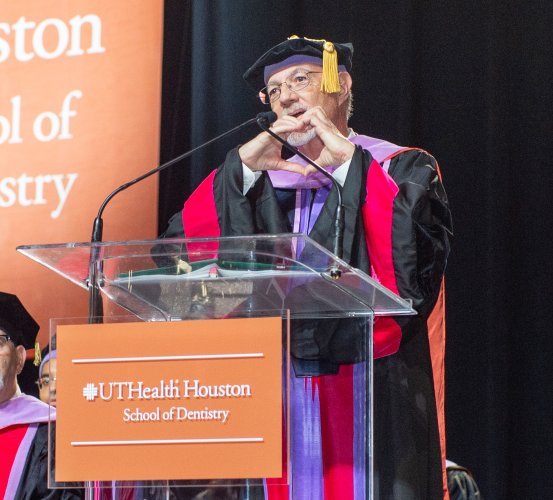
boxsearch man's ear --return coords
[338,72,352,103]
[15,345,26,375]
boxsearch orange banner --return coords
[55,317,283,481]
[0,1,164,344]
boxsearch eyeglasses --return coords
[259,71,322,104]
[36,375,56,389]
[0,334,14,348]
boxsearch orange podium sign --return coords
[55,317,283,481]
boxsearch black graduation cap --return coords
[243,35,354,94]
[0,292,41,365]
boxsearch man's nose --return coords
[279,84,298,105]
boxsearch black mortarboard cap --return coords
[243,35,354,93]
[0,292,40,363]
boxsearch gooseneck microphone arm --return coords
[256,113,345,268]
[87,112,278,322]
[91,112,277,243]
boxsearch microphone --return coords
[256,113,344,278]
[87,111,278,321]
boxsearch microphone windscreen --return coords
[256,111,277,125]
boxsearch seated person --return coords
[37,350,57,407]
[0,292,81,499]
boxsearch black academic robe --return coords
[15,423,83,500]
[160,143,452,500]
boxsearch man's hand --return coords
[296,106,355,168]
[238,106,355,174]
[238,116,311,175]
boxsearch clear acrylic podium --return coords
[18,233,415,500]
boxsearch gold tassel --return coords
[321,41,340,93]
[33,341,41,366]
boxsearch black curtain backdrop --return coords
[159,1,553,498]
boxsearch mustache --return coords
[282,104,310,117]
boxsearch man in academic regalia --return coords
[161,36,453,499]
[0,292,82,500]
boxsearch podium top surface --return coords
[17,234,415,320]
